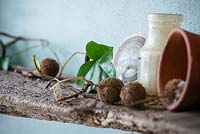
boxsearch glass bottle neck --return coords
[145,23,180,50]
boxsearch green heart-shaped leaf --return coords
[77,41,116,92]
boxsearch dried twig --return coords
[14,68,37,78]
[129,95,168,106]
[47,77,98,101]
[46,78,60,88]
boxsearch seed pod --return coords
[96,77,124,104]
[40,58,59,77]
[120,81,146,107]
[165,78,184,103]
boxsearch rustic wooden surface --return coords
[0,71,200,134]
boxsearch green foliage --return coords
[0,56,10,71]
[77,41,116,91]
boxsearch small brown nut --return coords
[120,81,146,107]
[40,58,59,77]
[165,78,184,103]
[96,77,124,104]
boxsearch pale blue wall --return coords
[0,0,200,76]
[0,0,200,134]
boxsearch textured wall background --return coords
[0,0,200,133]
[0,0,200,76]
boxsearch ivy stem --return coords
[32,54,41,73]
[58,52,85,77]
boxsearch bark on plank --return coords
[0,71,200,134]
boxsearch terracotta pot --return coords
[158,27,200,111]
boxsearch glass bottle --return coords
[138,13,183,95]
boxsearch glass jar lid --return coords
[148,13,183,22]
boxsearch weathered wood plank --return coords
[0,71,200,134]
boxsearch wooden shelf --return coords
[0,71,200,134]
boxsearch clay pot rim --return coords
[158,27,192,110]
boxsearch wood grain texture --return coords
[0,71,200,134]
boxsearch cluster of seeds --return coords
[38,58,147,107]
[97,77,147,107]
[39,57,184,107]
[96,77,185,107]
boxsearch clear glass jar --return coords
[138,13,183,95]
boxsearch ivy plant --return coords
[77,41,116,91]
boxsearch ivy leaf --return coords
[0,56,10,71]
[77,41,116,91]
